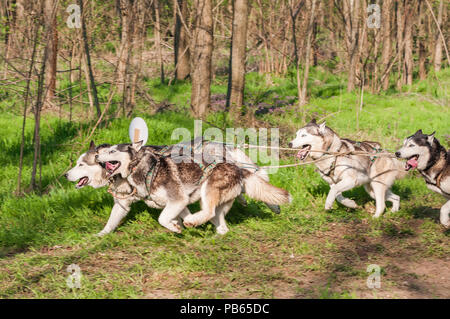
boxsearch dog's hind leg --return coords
[158,201,189,233]
[325,179,357,210]
[96,200,130,236]
[336,192,358,209]
[173,207,192,228]
[183,184,220,228]
[440,200,450,228]
[371,181,387,218]
[210,200,234,235]
[385,189,400,212]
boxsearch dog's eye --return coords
[79,163,84,166]
[409,144,414,147]
[301,134,307,137]
[110,150,116,154]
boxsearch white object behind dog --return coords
[129,117,148,145]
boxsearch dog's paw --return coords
[236,195,248,207]
[440,221,450,229]
[324,203,333,210]
[165,220,182,233]
[267,204,281,214]
[364,203,376,215]
[216,226,229,235]
[95,231,108,237]
[183,215,197,228]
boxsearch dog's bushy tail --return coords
[242,171,292,205]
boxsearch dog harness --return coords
[422,167,450,197]
[143,143,219,202]
[317,141,382,184]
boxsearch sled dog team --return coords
[65,119,450,236]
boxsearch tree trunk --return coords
[381,0,392,90]
[299,0,317,105]
[226,0,249,118]
[174,0,190,80]
[404,1,413,86]
[117,0,131,92]
[43,0,58,108]
[342,0,360,92]
[418,0,427,80]
[190,0,213,118]
[79,0,101,118]
[396,0,405,89]
[154,0,165,83]
[17,20,39,195]
[433,0,443,71]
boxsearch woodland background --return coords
[0,0,449,299]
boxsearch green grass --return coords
[0,69,449,298]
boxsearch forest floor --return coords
[0,69,448,298]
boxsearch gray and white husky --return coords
[66,139,286,235]
[395,130,450,228]
[289,119,406,217]
[95,140,291,234]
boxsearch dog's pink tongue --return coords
[297,150,307,159]
[407,157,418,169]
[106,162,115,171]
[77,177,87,187]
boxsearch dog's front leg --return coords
[440,200,450,228]
[325,179,356,210]
[96,200,131,236]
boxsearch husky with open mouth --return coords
[66,139,284,235]
[65,141,186,236]
[289,119,406,217]
[395,130,450,228]
[96,140,291,234]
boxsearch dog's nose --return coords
[395,151,401,158]
[288,142,293,148]
[64,173,68,179]
[95,154,99,160]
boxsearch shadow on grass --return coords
[0,188,114,258]
[0,121,84,166]
[119,197,274,235]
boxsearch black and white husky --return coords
[289,119,406,217]
[66,140,288,235]
[396,130,450,228]
[95,140,291,234]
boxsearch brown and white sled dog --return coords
[288,119,406,217]
[395,130,450,228]
[95,140,291,235]
[66,140,285,235]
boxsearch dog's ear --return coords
[414,129,423,136]
[318,121,326,134]
[89,140,96,151]
[132,140,143,152]
[427,131,435,145]
[310,118,317,124]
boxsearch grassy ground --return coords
[0,69,449,298]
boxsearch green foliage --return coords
[0,69,448,298]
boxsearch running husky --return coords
[95,140,291,234]
[288,119,406,217]
[395,130,450,228]
[66,140,283,235]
